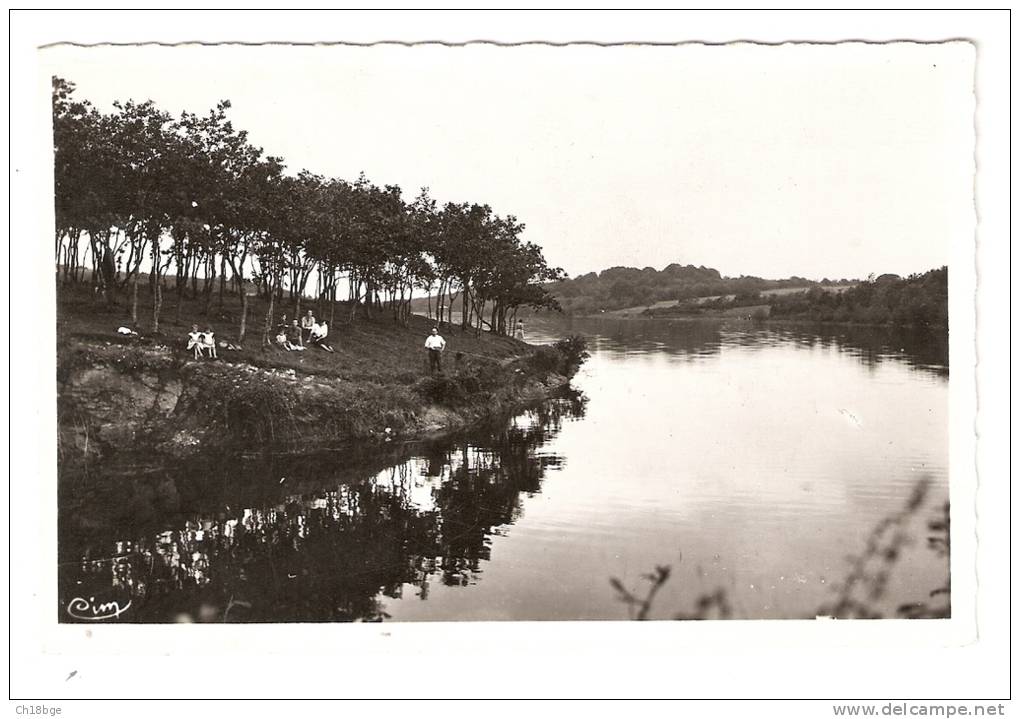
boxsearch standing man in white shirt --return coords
[424,327,446,374]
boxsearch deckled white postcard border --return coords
[8,9,1009,702]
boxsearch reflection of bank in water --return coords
[525,315,948,379]
[58,390,588,623]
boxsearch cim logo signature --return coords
[66,595,132,621]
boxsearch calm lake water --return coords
[59,318,949,622]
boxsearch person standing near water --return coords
[514,320,525,341]
[425,327,446,374]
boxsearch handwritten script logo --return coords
[66,596,131,621]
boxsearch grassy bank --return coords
[58,281,534,382]
[56,282,587,465]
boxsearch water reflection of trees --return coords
[528,316,947,378]
[59,391,587,623]
[767,323,948,379]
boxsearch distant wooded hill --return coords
[764,266,947,328]
[543,263,842,315]
[549,263,947,330]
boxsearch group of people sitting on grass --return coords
[186,325,219,359]
[183,309,334,360]
[275,310,334,353]
[183,311,523,364]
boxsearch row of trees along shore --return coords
[53,77,564,346]
[767,267,948,328]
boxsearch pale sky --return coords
[40,42,974,280]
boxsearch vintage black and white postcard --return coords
[9,9,1010,706]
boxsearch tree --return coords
[53,78,567,343]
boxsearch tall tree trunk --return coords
[61,241,70,284]
[349,277,359,322]
[131,275,139,325]
[101,233,116,305]
[68,232,79,283]
[263,278,276,349]
[218,255,227,308]
[60,238,69,283]
[92,234,116,307]
[152,255,163,335]
[190,256,200,298]
[315,272,323,319]
[203,256,215,316]
[239,290,249,344]
[74,232,83,282]
[174,247,186,324]
[76,237,86,282]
